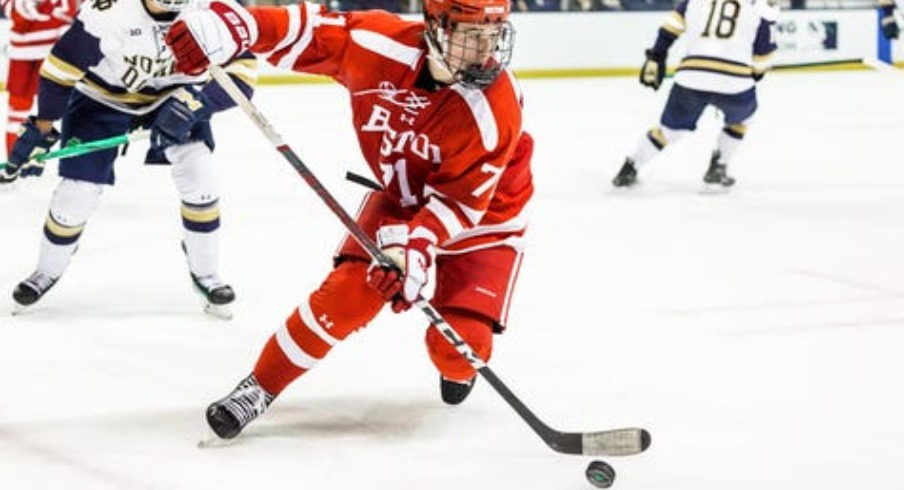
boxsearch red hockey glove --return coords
[165,0,257,75]
[367,224,437,313]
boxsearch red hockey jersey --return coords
[2,0,77,60]
[248,3,533,252]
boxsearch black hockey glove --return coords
[882,13,900,40]
[151,86,212,149]
[639,49,667,90]
[1,116,61,183]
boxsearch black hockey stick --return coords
[209,66,650,456]
[771,58,864,71]
[661,57,864,82]
[345,170,383,190]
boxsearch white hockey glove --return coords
[367,224,437,313]
[13,0,50,21]
[166,0,258,75]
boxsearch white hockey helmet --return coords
[149,0,194,12]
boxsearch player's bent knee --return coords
[49,178,104,226]
[425,310,494,381]
[307,260,386,341]
[170,142,218,203]
[659,126,690,146]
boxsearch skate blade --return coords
[204,303,233,320]
[10,302,30,316]
[197,426,241,449]
[197,433,239,449]
[609,181,641,194]
[699,183,732,195]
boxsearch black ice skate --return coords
[11,271,59,313]
[612,159,638,188]
[0,167,18,186]
[702,151,735,191]
[190,272,235,320]
[441,376,476,405]
[206,374,274,440]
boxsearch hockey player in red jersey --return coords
[0,0,77,159]
[165,0,535,439]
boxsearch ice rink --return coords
[2,69,904,490]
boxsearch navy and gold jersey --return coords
[664,0,778,94]
[36,0,257,120]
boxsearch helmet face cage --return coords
[424,0,514,89]
[427,18,514,89]
[150,0,193,12]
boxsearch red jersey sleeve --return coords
[246,3,532,250]
[249,4,423,86]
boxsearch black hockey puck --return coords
[585,460,616,488]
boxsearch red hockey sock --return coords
[252,261,385,395]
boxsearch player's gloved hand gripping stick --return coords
[0,130,150,183]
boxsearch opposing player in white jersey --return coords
[4,0,257,318]
[612,0,779,190]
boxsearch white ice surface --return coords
[2,70,904,490]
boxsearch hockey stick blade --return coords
[479,366,650,456]
[583,428,651,456]
[208,66,651,457]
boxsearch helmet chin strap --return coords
[425,33,455,85]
